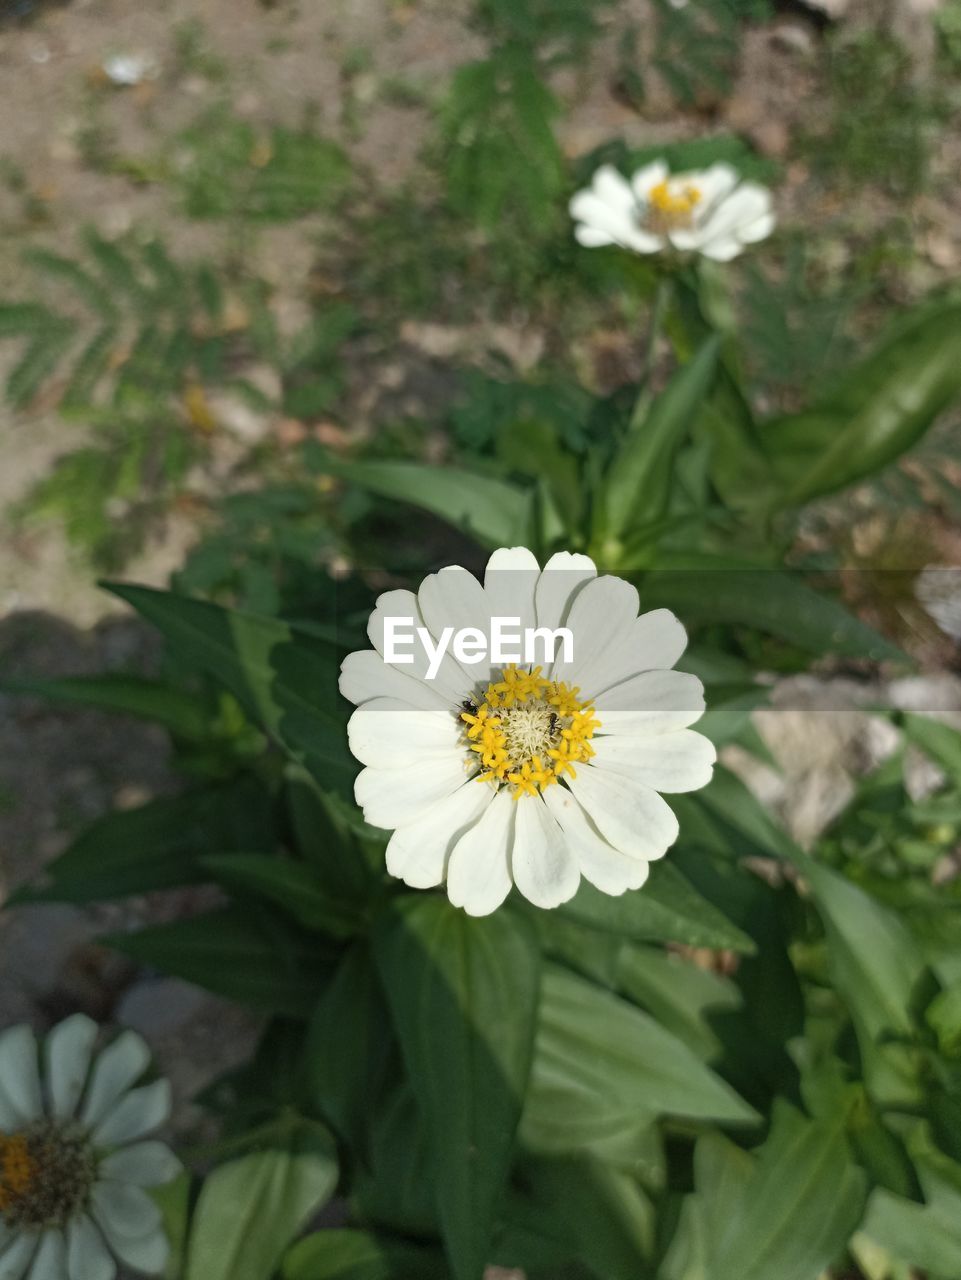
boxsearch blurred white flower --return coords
[101,54,160,87]
[0,1016,179,1280]
[341,548,714,917]
[570,160,776,262]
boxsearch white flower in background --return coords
[341,548,715,917]
[570,160,775,262]
[0,1016,180,1280]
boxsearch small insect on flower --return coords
[0,1016,180,1280]
[341,547,715,917]
[569,159,775,262]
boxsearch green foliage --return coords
[174,110,352,221]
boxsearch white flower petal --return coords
[511,795,579,910]
[484,546,539,641]
[339,650,449,710]
[575,224,615,248]
[90,1182,161,1242]
[347,703,460,770]
[592,163,637,212]
[695,182,772,247]
[569,191,636,245]
[694,162,740,208]
[544,786,649,894]
[418,566,496,687]
[91,1079,171,1148]
[534,553,596,635]
[44,1015,98,1121]
[446,788,516,916]
[0,1233,40,1280]
[696,236,743,262]
[0,1027,43,1124]
[551,575,640,686]
[67,1216,115,1280]
[594,668,706,733]
[79,1032,150,1130]
[590,729,716,793]
[367,589,466,702]
[582,608,689,698]
[738,210,776,244]
[566,766,679,859]
[24,1230,66,1280]
[0,1085,24,1131]
[385,782,493,888]
[100,1227,167,1277]
[355,755,471,830]
[99,1141,181,1188]
[630,160,669,198]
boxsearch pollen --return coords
[459,665,600,799]
[644,178,702,233]
[0,1134,36,1211]
[0,1124,96,1229]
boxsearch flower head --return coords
[340,549,715,916]
[570,159,775,261]
[0,1016,180,1279]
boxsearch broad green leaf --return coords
[925,980,961,1056]
[798,855,925,1039]
[10,777,274,905]
[284,766,381,902]
[103,906,332,1017]
[352,1082,440,1238]
[901,713,961,784]
[861,1142,961,1278]
[106,584,355,796]
[313,451,534,550]
[558,861,756,953]
[200,854,364,938]
[601,336,720,545]
[521,965,757,1156]
[503,1156,656,1280]
[372,895,540,1280]
[282,1229,447,1280]
[684,764,802,863]
[186,1121,338,1280]
[663,1105,867,1280]
[616,945,741,1061]
[643,562,904,662]
[762,301,961,505]
[0,674,210,739]
[305,943,394,1153]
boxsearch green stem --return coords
[642,272,672,388]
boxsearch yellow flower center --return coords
[0,1126,95,1228]
[460,665,600,799]
[645,179,702,233]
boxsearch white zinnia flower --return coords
[570,160,776,262]
[340,548,715,917]
[0,1016,180,1280]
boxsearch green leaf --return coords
[103,906,331,1017]
[798,855,926,1040]
[557,861,756,953]
[901,713,961,784]
[105,583,355,797]
[616,944,741,1061]
[186,1120,338,1280]
[283,1229,448,1280]
[860,1141,961,1277]
[643,561,905,662]
[312,451,534,550]
[200,854,365,939]
[761,300,961,505]
[10,777,274,905]
[372,895,541,1280]
[663,1104,867,1280]
[0,674,210,739]
[521,965,757,1156]
[602,336,720,544]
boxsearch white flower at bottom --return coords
[0,1016,180,1280]
[340,548,715,917]
[570,159,775,261]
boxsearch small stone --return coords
[116,977,209,1037]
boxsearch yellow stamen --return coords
[645,178,702,233]
[0,1134,36,1211]
[459,664,600,799]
